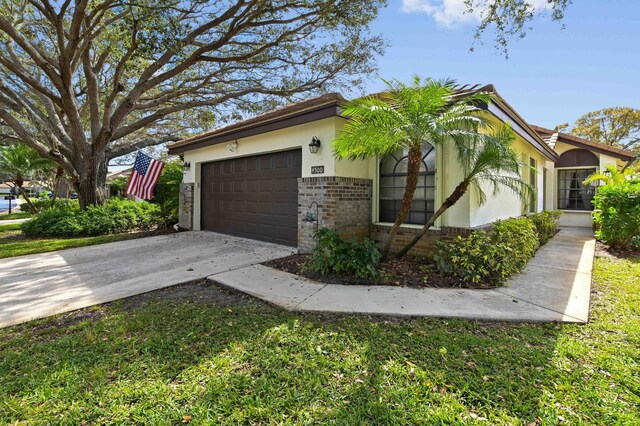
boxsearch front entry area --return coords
[200,149,302,246]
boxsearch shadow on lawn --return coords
[0,281,574,425]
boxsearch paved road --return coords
[0,232,294,328]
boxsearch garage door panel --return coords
[201,149,301,246]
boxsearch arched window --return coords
[379,143,436,224]
[556,149,598,210]
[556,149,598,167]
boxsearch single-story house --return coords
[167,86,636,255]
[106,167,133,197]
[0,181,38,196]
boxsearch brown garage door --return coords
[200,149,301,246]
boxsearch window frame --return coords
[378,144,436,225]
[556,167,597,211]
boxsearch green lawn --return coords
[0,211,32,221]
[1,255,638,424]
[0,223,160,259]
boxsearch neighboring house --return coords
[106,167,133,197]
[167,87,636,254]
[0,181,37,196]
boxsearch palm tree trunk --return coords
[381,146,422,260]
[17,186,37,214]
[395,180,470,259]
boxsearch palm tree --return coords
[396,125,532,258]
[583,164,638,186]
[0,144,56,213]
[334,76,530,259]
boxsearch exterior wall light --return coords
[309,136,321,154]
[183,162,191,171]
[226,141,238,152]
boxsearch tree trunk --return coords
[50,166,64,208]
[381,146,423,260]
[76,153,107,209]
[395,180,470,259]
[50,175,60,208]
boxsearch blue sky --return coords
[360,0,640,129]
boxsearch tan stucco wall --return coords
[180,107,621,233]
[182,116,349,183]
[182,116,354,230]
[467,136,548,228]
[356,113,553,229]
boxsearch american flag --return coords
[124,152,165,200]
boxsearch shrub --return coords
[529,210,562,245]
[434,217,539,287]
[309,228,381,279]
[492,217,540,270]
[19,198,39,213]
[152,160,182,226]
[592,181,640,250]
[19,198,77,213]
[21,198,161,238]
[434,231,509,287]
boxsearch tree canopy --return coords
[569,107,640,152]
[466,0,572,57]
[0,0,385,207]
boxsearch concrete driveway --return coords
[0,232,294,328]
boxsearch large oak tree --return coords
[0,0,385,207]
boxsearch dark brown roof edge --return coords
[531,125,636,162]
[168,93,345,154]
[475,86,559,161]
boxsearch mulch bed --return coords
[263,254,462,289]
[595,241,640,260]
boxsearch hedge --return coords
[434,211,561,287]
[21,198,161,238]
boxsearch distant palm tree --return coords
[0,144,56,213]
[333,76,532,259]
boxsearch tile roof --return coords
[531,125,637,161]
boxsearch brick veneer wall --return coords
[298,176,372,253]
[371,224,492,258]
[179,182,194,230]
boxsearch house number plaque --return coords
[311,165,324,174]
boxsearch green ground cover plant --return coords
[309,228,381,279]
[0,254,637,424]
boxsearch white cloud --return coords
[402,0,554,28]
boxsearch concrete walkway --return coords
[0,232,294,328]
[0,218,31,225]
[213,227,595,323]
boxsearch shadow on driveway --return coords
[0,231,293,328]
